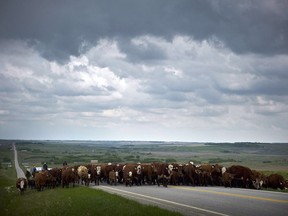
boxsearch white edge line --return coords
[97,186,229,216]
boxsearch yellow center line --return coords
[99,186,229,216]
[170,186,288,204]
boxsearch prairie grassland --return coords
[11,140,288,173]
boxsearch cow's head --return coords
[221,167,227,174]
[128,171,133,177]
[20,179,25,189]
[279,181,285,190]
[168,164,173,174]
[252,178,263,190]
[136,165,141,175]
[96,166,101,175]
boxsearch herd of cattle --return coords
[16,162,288,194]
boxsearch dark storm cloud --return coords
[1,0,287,62]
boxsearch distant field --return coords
[4,140,287,173]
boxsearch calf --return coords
[16,178,27,195]
[109,170,117,186]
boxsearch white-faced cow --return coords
[16,177,27,195]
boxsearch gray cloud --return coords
[1,0,287,62]
[1,2,288,142]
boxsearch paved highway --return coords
[93,184,288,216]
[13,142,26,179]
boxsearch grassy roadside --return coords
[1,142,181,216]
[1,171,183,216]
[1,185,182,216]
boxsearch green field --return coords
[8,140,288,172]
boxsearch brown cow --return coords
[16,178,27,195]
[48,168,62,187]
[153,163,171,187]
[196,164,222,186]
[197,164,213,186]
[264,174,286,190]
[61,167,78,188]
[109,170,117,186]
[251,170,265,190]
[35,171,53,191]
[123,163,142,186]
[169,163,184,185]
[102,163,116,184]
[211,164,223,186]
[222,172,235,188]
[182,162,198,186]
[227,165,255,188]
[141,163,157,185]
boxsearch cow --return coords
[251,170,265,190]
[141,163,157,185]
[222,172,235,188]
[16,178,27,195]
[77,165,90,186]
[101,163,116,184]
[182,162,198,186]
[264,174,286,190]
[226,165,255,188]
[35,171,54,191]
[115,164,124,184]
[48,168,62,187]
[169,163,183,185]
[153,163,171,187]
[61,167,78,188]
[109,170,118,186]
[28,179,35,189]
[123,163,142,186]
[211,164,223,186]
[34,172,45,191]
[90,165,102,185]
[196,164,222,186]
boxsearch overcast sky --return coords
[0,0,288,142]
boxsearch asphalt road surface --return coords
[92,184,288,216]
[13,142,26,179]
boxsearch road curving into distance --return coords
[93,184,288,216]
[13,142,26,179]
